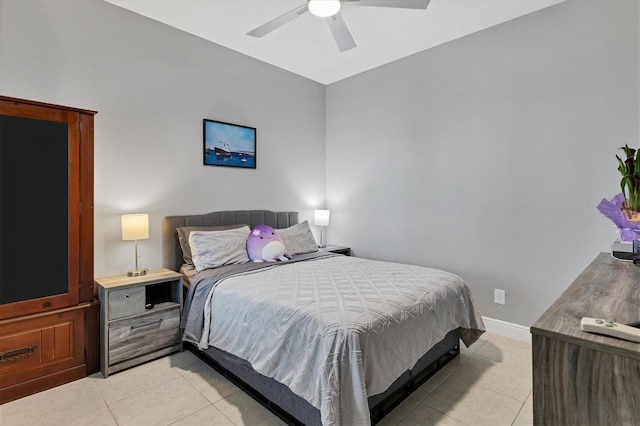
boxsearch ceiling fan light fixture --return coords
[308,0,341,18]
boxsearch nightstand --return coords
[96,269,183,377]
[319,245,351,256]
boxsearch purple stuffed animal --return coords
[247,224,289,262]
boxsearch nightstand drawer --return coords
[108,305,180,366]
[108,287,145,320]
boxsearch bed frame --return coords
[163,210,460,426]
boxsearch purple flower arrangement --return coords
[598,145,640,241]
[597,193,640,241]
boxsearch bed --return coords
[162,210,485,426]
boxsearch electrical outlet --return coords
[494,289,506,305]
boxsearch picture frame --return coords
[203,119,256,169]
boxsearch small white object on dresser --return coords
[580,317,640,342]
[95,269,183,377]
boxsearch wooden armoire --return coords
[0,96,99,404]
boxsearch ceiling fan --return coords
[247,0,431,52]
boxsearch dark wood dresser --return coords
[530,252,640,425]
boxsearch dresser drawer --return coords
[108,287,145,320]
[108,305,180,366]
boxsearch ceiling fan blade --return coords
[343,0,430,9]
[326,12,356,52]
[247,4,308,38]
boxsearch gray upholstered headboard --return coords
[162,210,299,272]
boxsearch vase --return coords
[622,207,640,223]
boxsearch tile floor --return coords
[0,333,532,426]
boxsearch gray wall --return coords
[0,0,326,278]
[325,0,639,326]
[2,0,637,327]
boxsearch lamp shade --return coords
[121,214,149,241]
[314,209,330,227]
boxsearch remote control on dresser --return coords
[580,317,640,343]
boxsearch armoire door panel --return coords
[0,99,83,320]
[0,115,69,303]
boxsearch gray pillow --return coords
[177,224,248,265]
[189,226,251,272]
[278,220,319,255]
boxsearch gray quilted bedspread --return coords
[182,254,485,426]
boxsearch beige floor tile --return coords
[109,376,210,426]
[410,337,488,403]
[411,358,462,401]
[524,390,532,406]
[397,403,467,426]
[67,404,117,425]
[474,334,532,371]
[170,405,234,426]
[172,355,241,404]
[450,353,531,402]
[512,403,533,426]
[0,378,105,426]
[423,375,522,426]
[91,358,182,404]
[213,391,285,426]
[160,349,205,371]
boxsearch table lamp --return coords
[314,209,330,248]
[121,213,149,276]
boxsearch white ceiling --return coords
[104,0,565,85]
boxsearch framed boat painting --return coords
[203,119,256,169]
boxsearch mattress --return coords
[182,252,485,426]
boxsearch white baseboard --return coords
[481,316,531,343]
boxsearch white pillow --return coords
[277,221,319,255]
[177,224,248,266]
[189,226,251,272]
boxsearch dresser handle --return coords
[0,345,37,363]
[131,319,162,331]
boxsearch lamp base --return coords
[127,269,148,277]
